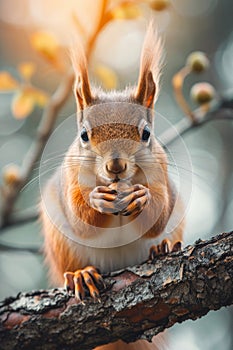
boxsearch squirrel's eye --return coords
[80,127,89,142]
[141,125,150,142]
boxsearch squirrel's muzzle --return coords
[105,158,127,175]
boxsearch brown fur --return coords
[40,22,183,350]
[134,22,164,107]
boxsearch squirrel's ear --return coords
[134,22,164,109]
[70,42,93,110]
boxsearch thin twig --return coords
[160,94,233,146]
[0,68,75,227]
[172,65,196,122]
[86,0,108,55]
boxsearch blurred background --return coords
[0,0,233,349]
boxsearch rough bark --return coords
[0,231,232,350]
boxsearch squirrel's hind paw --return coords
[148,239,182,261]
[64,266,104,303]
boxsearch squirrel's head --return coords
[70,22,165,184]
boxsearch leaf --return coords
[11,86,49,119]
[30,31,60,67]
[0,72,19,91]
[94,64,118,90]
[12,88,35,119]
[148,0,170,11]
[110,2,141,20]
[31,88,49,107]
[18,62,36,81]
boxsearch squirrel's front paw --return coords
[118,184,151,216]
[89,186,118,214]
[64,266,104,303]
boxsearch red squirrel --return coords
[40,22,184,350]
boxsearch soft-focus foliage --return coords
[190,82,216,105]
[2,163,21,186]
[12,89,35,119]
[0,72,18,91]
[148,0,170,11]
[109,2,142,20]
[94,64,118,89]
[18,62,36,81]
[12,87,48,119]
[0,62,49,118]
[186,51,210,73]
[30,31,61,68]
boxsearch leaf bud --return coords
[190,82,216,104]
[2,163,21,186]
[186,51,209,73]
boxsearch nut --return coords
[109,181,131,193]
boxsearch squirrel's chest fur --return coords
[42,174,156,273]
[66,216,157,274]
[65,211,157,273]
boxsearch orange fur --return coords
[134,22,164,107]
[40,22,183,350]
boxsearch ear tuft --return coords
[70,39,93,110]
[134,21,164,108]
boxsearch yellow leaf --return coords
[31,88,49,107]
[30,31,60,66]
[18,62,36,81]
[148,0,170,11]
[0,72,19,91]
[11,86,49,119]
[94,64,118,90]
[11,88,35,119]
[110,3,141,20]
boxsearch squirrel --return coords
[40,22,184,350]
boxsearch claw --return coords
[64,271,75,291]
[148,239,182,260]
[74,273,85,302]
[64,266,103,302]
[172,240,182,252]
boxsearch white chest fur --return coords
[69,235,155,274]
[67,215,163,274]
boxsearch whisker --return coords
[37,154,97,170]
[137,158,212,187]
[21,157,102,193]
[21,167,60,193]
[134,155,203,179]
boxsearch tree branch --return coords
[0,68,75,227]
[0,231,232,350]
[159,92,233,146]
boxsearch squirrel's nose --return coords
[105,158,127,174]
